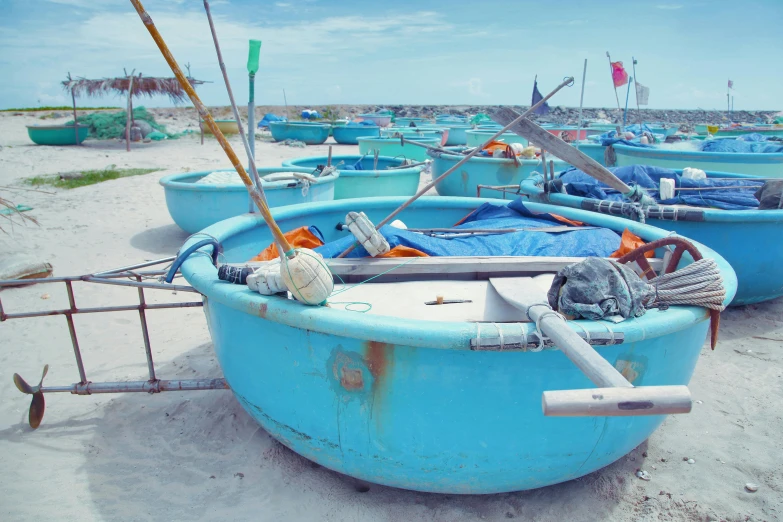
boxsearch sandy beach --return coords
[1,109,781,522]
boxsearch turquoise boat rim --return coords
[159,167,339,192]
[180,197,736,351]
[282,155,422,178]
[612,143,783,163]
[428,147,563,167]
[26,124,89,129]
[270,121,330,128]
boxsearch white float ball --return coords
[280,248,334,305]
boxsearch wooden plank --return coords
[542,386,692,417]
[489,107,633,194]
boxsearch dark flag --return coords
[531,77,550,115]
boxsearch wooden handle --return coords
[489,108,633,196]
[543,385,692,417]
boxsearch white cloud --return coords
[656,4,683,9]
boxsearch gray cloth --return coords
[755,180,783,210]
[547,257,654,320]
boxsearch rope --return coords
[646,258,726,311]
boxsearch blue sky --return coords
[2,0,781,110]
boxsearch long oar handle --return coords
[543,386,692,416]
[129,0,293,255]
[529,307,692,417]
[489,107,634,196]
[335,77,575,258]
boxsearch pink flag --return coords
[728,80,734,89]
[611,62,628,87]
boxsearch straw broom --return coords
[129,0,333,305]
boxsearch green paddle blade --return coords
[247,40,262,74]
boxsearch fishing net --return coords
[67,107,181,140]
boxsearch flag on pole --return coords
[635,82,650,105]
[728,79,734,89]
[611,61,628,87]
[531,77,550,115]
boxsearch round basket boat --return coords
[282,154,421,199]
[179,196,735,494]
[26,124,89,145]
[332,124,379,145]
[357,135,440,162]
[269,122,331,145]
[465,129,529,147]
[428,147,568,197]
[590,123,680,136]
[433,123,471,146]
[395,117,430,127]
[380,126,446,142]
[612,143,783,177]
[159,167,338,234]
[545,127,594,140]
[520,170,780,305]
[358,113,392,127]
[202,119,240,135]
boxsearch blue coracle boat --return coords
[428,148,567,197]
[160,167,338,233]
[282,155,422,199]
[179,197,736,493]
[269,121,331,145]
[520,170,782,305]
[332,124,379,145]
[612,143,783,177]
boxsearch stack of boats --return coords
[157,109,783,494]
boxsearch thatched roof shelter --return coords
[61,72,206,103]
[61,70,207,151]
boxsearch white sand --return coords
[1,109,781,521]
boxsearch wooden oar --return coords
[129,0,291,255]
[490,276,692,417]
[335,77,575,258]
[489,107,655,206]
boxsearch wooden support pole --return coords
[125,69,136,152]
[67,72,80,146]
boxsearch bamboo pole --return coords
[129,0,292,255]
[632,57,641,126]
[203,0,263,209]
[125,70,136,152]
[575,59,587,151]
[67,72,80,146]
[335,76,575,258]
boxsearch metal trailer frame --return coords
[0,257,228,429]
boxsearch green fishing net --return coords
[67,107,183,140]
[470,113,492,125]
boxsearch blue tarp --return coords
[316,200,625,258]
[700,135,783,153]
[559,165,762,210]
[597,124,658,147]
[258,113,286,129]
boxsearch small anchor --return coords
[13,365,49,429]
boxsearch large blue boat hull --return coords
[181,197,736,493]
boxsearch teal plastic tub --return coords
[465,129,529,147]
[357,136,440,162]
[269,122,331,145]
[26,124,89,145]
[282,154,422,199]
[332,125,379,145]
[427,147,567,197]
[160,167,338,233]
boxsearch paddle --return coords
[335,77,575,258]
[489,107,656,206]
[490,276,692,417]
[247,39,262,212]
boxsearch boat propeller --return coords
[13,364,49,429]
